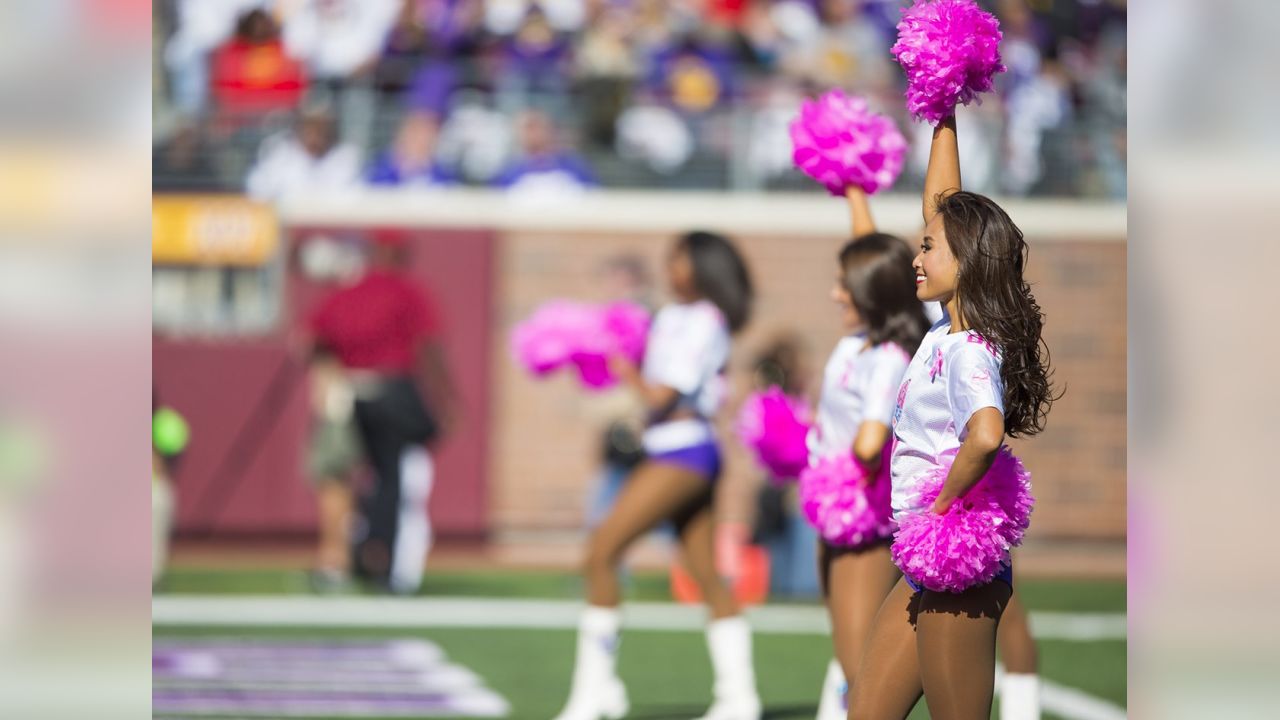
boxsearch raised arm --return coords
[845,186,877,238]
[922,116,961,223]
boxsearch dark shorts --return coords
[648,441,722,482]
[905,561,1014,594]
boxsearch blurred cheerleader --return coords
[552,231,761,720]
[808,187,930,720]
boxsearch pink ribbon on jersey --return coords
[929,347,944,381]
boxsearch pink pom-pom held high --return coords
[890,0,1007,125]
[789,90,907,196]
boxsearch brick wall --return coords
[491,227,1126,544]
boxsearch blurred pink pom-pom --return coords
[513,300,651,390]
[511,301,594,376]
[570,301,651,389]
[736,388,813,482]
[799,452,895,548]
[891,448,1034,593]
[890,0,1006,125]
[789,90,907,196]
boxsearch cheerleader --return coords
[849,117,1055,719]
[810,187,931,720]
[552,231,761,720]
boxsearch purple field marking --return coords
[152,637,509,717]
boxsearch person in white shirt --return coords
[552,231,762,720]
[850,117,1056,720]
[279,0,400,147]
[810,187,931,720]
[245,105,361,202]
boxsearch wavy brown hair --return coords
[839,233,931,357]
[935,191,1057,437]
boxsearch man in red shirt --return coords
[308,230,455,595]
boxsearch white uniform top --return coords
[890,315,1005,515]
[640,300,731,453]
[807,334,911,465]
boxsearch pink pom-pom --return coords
[890,0,1006,125]
[511,300,595,376]
[736,388,813,482]
[789,90,907,196]
[513,300,652,390]
[569,301,652,390]
[799,452,895,548]
[891,448,1034,593]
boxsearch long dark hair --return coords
[677,230,754,333]
[935,191,1056,437]
[839,233,931,357]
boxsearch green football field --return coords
[153,568,1126,720]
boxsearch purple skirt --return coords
[648,441,722,482]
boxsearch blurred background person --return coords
[493,107,596,197]
[306,231,456,595]
[246,104,361,201]
[280,0,401,148]
[209,8,308,126]
[747,333,820,601]
[303,342,364,593]
[365,110,458,187]
[152,118,222,192]
[164,0,269,116]
[152,396,191,588]
[584,255,658,532]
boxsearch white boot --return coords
[999,673,1041,720]
[695,616,762,720]
[552,606,629,720]
[814,658,847,720]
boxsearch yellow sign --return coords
[152,195,278,266]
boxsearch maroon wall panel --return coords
[154,226,496,538]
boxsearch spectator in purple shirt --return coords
[366,111,459,187]
[493,108,596,192]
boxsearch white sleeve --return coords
[645,308,727,395]
[861,346,911,427]
[946,341,1005,435]
[321,145,362,190]
[281,1,320,63]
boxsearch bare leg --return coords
[585,461,712,608]
[997,590,1040,720]
[916,581,1012,720]
[672,495,738,619]
[316,480,353,574]
[824,541,900,684]
[997,591,1037,674]
[848,577,925,720]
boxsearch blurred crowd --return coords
[152,0,1126,199]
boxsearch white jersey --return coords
[807,334,911,465]
[640,300,730,452]
[890,316,1005,515]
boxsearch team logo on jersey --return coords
[892,379,910,429]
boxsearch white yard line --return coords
[153,595,1125,641]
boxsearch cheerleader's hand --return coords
[930,495,955,515]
